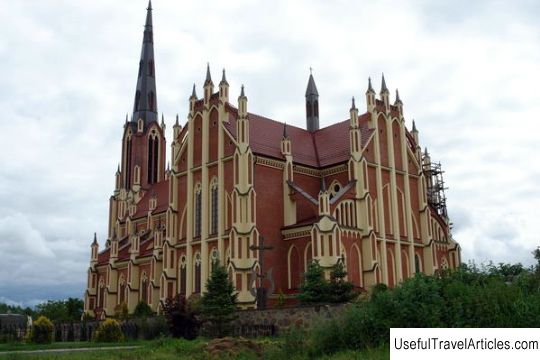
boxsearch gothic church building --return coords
[84,3,460,317]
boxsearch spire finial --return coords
[147,0,152,11]
[175,113,179,125]
[395,89,401,103]
[125,113,128,123]
[310,66,313,75]
[283,122,288,138]
[92,232,97,245]
[367,77,374,92]
[204,63,213,86]
[161,113,164,123]
[191,83,197,98]
[117,164,120,173]
[381,73,388,93]
[412,119,417,132]
[240,84,245,97]
[351,96,356,110]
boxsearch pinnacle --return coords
[204,63,213,86]
[381,73,388,93]
[240,84,245,97]
[367,77,374,93]
[191,83,197,99]
[220,68,228,85]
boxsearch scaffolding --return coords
[422,157,448,219]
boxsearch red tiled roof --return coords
[224,106,374,168]
[97,247,110,265]
[132,180,169,219]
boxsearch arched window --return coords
[98,278,105,308]
[125,137,132,189]
[147,131,159,184]
[210,178,218,235]
[118,275,126,304]
[194,252,201,293]
[210,248,219,272]
[141,273,149,303]
[415,254,422,273]
[194,184,202,237]
[179,255,187,294]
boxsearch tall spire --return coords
[132,1,158,125]
[305,71,319,132]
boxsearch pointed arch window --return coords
[147,131,159,184]
[194,252,201,293]
[141,273,149,304]
[179,255,187,295]
[194,184,202,237]
[210,178,218,235]
[98,278,105,308]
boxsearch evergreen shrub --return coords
[30,316,54,344]
[92,318,124,343]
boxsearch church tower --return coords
[120,0,166,192]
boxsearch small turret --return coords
[394,89,403,117]
[305,70,320,132]
[349,96,358,128]
[204,63,214,102]
[237,85,249,144]
[280,123,291,156]
[189,84,197,113]
[238,85,247,118]
[115,164,121,191]
[412,119,419,145]
[380,73,390,113]
[365,77,376,112]
[173,113,182,139]
[91,233,99,264]
[219,68,229,102]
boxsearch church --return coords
[84,2,460,318]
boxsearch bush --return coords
[137,316,169,340]
[133,301,153,318]
[92,318,124,343]
[163,294,200,340]
[328,261,356,303]
[30,316,54,344]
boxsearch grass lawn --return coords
[0,338,389,359]
[0,340,144,352]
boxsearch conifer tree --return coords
[298,260,331,304]
[328,261,356,303]
[200,261,238,337]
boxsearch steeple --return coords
[219,68,229,102]
[132,1,158,125]
[365,77,376,112]
[305,70,319,132]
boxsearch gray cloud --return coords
[0,0,539,305]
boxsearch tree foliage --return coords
[30,316,54,344]
[200,262,238,337]
[298,260,356,304]
[133,301,153,318]
[35,298,83,322]
[162,294,200,340]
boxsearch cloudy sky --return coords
[0,0,539,307]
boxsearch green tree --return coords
[328,261,356,303]
[133,301,153,318]
[297,260,330,304]
[35,298,83,322]
[200,261,238,337]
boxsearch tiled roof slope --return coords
[224,105,374,168]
